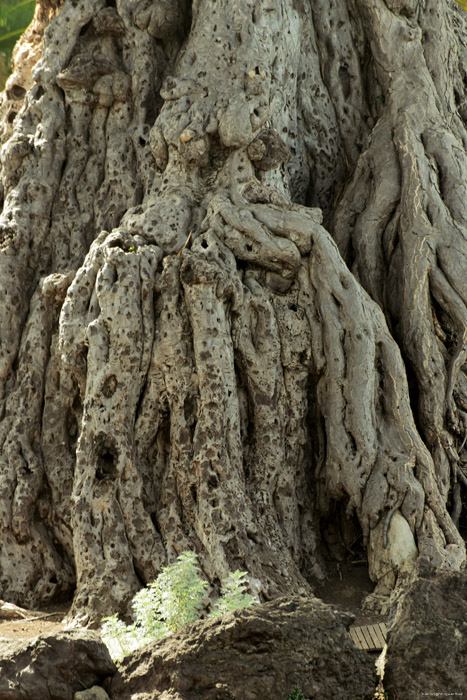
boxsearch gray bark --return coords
[0,0,466,623]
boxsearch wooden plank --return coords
[350,626,369,650]
[349,627,363,648]
[349,626,361,648]
[373,623,387,648]
[350,626,364,650]
[358,627,371,650]
[358,626,372,650]
[366,624,383,649]
[349,623,388,651]
[361,626,376,650]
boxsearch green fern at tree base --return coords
[101,552,256,662]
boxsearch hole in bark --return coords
[320,501,366,565]
[96,450,117,480]
[7,84,26,100]
[36,86,45,99]
[403,353,421,431]
[208,475,218,490]
[190,484,198,504]
[7,112,17,123]
[79,20,93,36]
[184,394,197,424]
[151,513,162,537]
[339,66,351,100]
[67,411,79,441]
[102,375,118,398]
[94,436,118,480]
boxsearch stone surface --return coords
[0,630,116,700]
[384,565,467,699]
[0,600,30,620]
[74,687,110,700]
[110,596,376,700]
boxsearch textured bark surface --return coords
[0,0,466,623]
[0,1,63,158]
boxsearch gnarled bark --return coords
[0,0,466,623]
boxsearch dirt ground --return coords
[0,560,383,643]
[0,600,72,641]
[315,560,385,626]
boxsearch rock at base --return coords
[384,565,467,699]
[74,687,110,700]
[110,595,376,700]
[0,630,116,700]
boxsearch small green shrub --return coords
[287,688,306,700]
[101,551,256,662]
[100,614,141,661]
[209,569,255,617]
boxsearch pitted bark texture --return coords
[0,1,63,162]
[0,0,466,622]
[110,596,376,700]
[333,0,467,515]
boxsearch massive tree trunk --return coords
[0,0,466,624]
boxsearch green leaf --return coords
[0,0,36,89]
[101,552,257,662]
[210,569,255,618]
[287,689,306,700]
[0,28,26,45]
